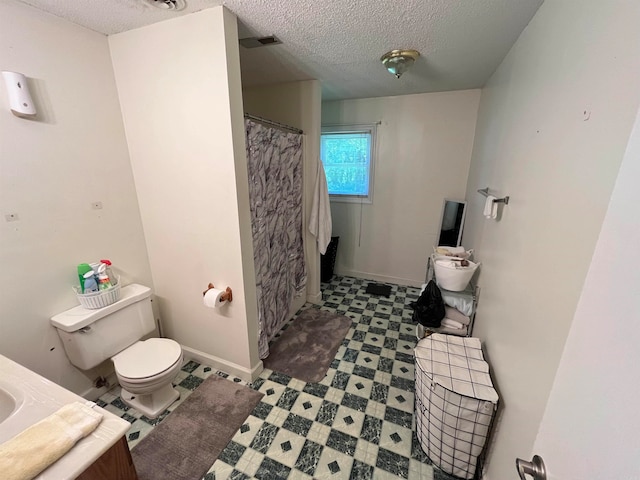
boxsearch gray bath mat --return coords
[131,375,263,480]
[263,308,352,383]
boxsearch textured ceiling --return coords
[16,0,544,100]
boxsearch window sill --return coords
[329,196,373,204]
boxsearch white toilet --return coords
[51,283,183,418]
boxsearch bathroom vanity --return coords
[76,436,137,480]
[0,354,137,479]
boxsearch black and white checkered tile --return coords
[98,275,459,480]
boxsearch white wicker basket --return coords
[433,259,480,291]
[73,278,121,309]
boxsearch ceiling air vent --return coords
[239,36,282,49]
[144,0,186,11]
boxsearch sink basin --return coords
[0,380,23,424]
[0,354,130,479]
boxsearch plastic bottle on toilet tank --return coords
[100,259,116,285]
[97,263,112,290]
[77,263,91,293]
[82,270,98,293]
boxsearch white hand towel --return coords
[444,306,471,325]
[483,195,497,219]
[0,402,103,480]
[308,160,332,254]
[441,318,465,329]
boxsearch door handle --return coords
[516,455,546,480]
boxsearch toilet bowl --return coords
[112,338,184,418]
[50,284,185,419]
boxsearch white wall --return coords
[321,90,480,286]
[462,1,640,478]
[109,7,261,381]
[533,97,640,480]
[0,0,153,395]
[242,81,323,307]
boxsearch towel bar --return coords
[477,187,509,205]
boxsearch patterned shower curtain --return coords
[245,119,307,359]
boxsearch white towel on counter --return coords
[0,402,103,480]
[483,195,497,219]
[308,159,332,254]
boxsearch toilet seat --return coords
[112,338,182,380]
[117,357,183,395]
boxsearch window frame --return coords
[321,123,378,204]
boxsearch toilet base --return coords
[120,384,180,419]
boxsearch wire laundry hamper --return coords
[414,334,499,479]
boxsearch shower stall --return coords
[244,115,307,359]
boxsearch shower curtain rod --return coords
[244,113,304,135]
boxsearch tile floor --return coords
[97,275,459,479]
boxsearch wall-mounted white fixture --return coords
[380,49,420,79]
[2,71,36,118]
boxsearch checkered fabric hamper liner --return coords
[414,334,499,479]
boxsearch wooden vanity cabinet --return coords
[76,436,138,480]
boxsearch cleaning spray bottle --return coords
[77,263,92,293]
[83,270,99,293]
[100,259,116,285]
[97,263,112,290]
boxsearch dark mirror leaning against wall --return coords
[437,199,467,247]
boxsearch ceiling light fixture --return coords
[144,0,186,11]
[380,49,420,79]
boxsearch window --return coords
[321,124,377,203]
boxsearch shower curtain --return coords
[245,119,306,359]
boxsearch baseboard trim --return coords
[250,359,264,380]
[336,269,423,288]
[181,345,263,383]
[306,290,322,304]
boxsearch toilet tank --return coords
[51,284,155,370]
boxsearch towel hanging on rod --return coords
[483,195,498,219]
[477,187,509,205]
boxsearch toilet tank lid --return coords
[50,284,152,333]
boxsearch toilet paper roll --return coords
[203,288,226,308]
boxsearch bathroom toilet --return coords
[112,338,183,417]
[51,284,183,418]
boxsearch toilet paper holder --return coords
[202,283,233,303]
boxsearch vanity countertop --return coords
[0,354,130,479]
